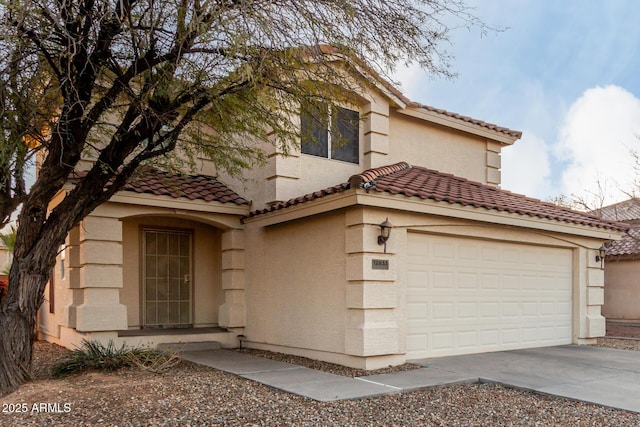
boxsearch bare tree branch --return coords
[0,0,489,396]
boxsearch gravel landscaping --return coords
[1,337,640,426]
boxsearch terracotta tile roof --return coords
[593,198,640,258]
[246,162,627,231]
[594,198,640,223]
[248,183,350,217]
[123,169,249,205]
[363,163,625,229]
[606,227,640,259]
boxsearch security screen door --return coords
[143,229,192,327]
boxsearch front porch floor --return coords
[117,327,228,337]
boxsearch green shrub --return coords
[51,339,164,377]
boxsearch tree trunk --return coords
[0,310,36,395]
[0,270,50,396]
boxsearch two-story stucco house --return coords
[38,64,627,369]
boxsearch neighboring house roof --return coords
[593,198,640,223]
[595,198,640,259]
[605,227,640,259]
[124,169,249,205]
[246,162,627,231]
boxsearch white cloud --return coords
[555,85,640,205]
[502,132,552,199]
[391,63,427,99]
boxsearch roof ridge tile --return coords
[349,162,411,189]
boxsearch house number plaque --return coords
[372,259,389,270]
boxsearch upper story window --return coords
[300,103,359,164]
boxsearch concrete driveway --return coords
[181,345,640,412]
[409,345,640,413]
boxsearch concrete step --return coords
[157,341,222,353]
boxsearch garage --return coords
[406,232,573,359]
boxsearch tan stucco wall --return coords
[603,259,640,322]
[121,216,223,328]
[217,93,506,212]
[243,211,348,355]
[197,136,272,208]
[242,198,612,368]
[215,102,368,210]
[39,239,72,341]
[387,111,490,184]
[38,193,245,350]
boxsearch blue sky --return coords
[393,0,640,207]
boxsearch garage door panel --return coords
[480,246,500,262]
[502,302,521,317]
[432,303,454,320]
[457,331,478,348]
[481,330,500,345]
[480,273,500,289]
[459,248,479,261]
[458,302,478,318]
[433,241,455,259]
[459,273,478,289]
[433,271,455,289]
[407,334,427,353]
[407,302,428,317]
[432,332,454,350]
[407,270,428,290]
[407,233,573,359]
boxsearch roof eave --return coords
[244,189,625,239]
[243,191,358,226]
[109,191,250,216]
[356,191,626,239]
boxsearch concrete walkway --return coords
[181,345,640,412]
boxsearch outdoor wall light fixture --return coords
[378,218,392,253]
[595,244,607,270]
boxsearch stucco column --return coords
[585,247,606,337]
[362,100,390,169]
[486,141,501,187]
[218,229,246,328]
[73,215,128,332]
[344,209,400,362]
[61,226,81,328]
[574,247,606,342]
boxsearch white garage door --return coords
[407,233,572,359]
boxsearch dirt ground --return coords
[1,324,639,426]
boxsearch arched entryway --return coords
[121,215,226,330]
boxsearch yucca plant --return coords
[51,339,164,377]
